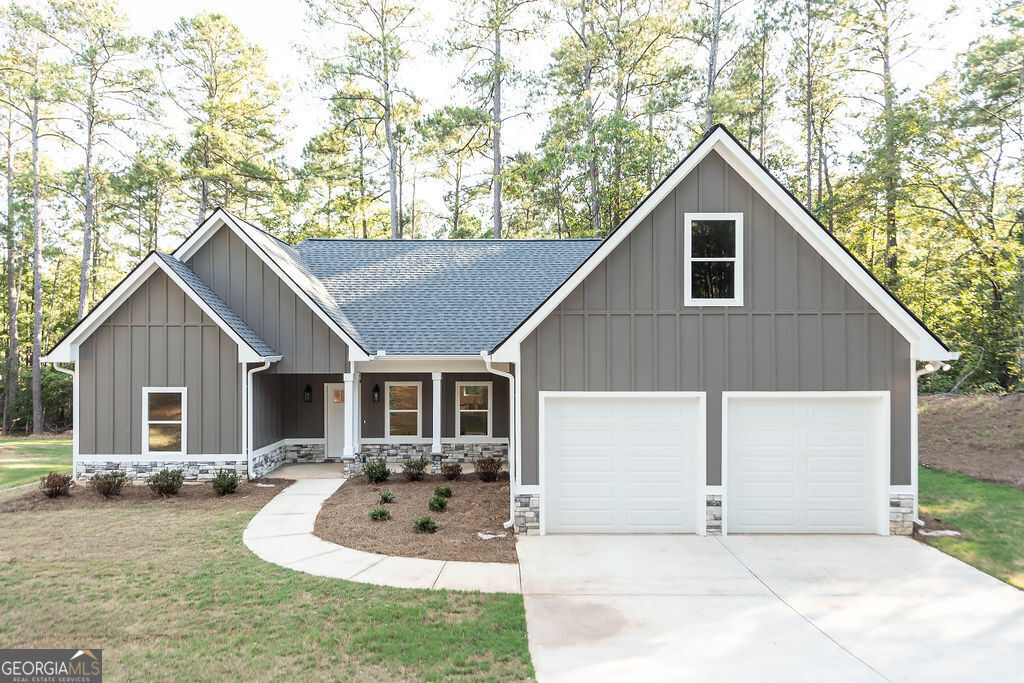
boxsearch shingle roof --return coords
[293,238,603,354]
[156,252,278,357]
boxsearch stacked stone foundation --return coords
[75,460,247,482]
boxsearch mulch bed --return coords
[0,478,291,513]
[314,472,517,564]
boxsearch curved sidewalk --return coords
[242,478,522,594]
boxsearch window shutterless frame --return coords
[455,381,492,438]
[384,381,422,440]
[142,387,187,457]
[683,212,744,306]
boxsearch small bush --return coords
[370,507,391,521]
[212,469,240,496]
[363,458,391,484]
[475,457,501,482]
[441,461,463,481]
[378,489,395,504]
[88,471,126,498]
[403,457,429,481]
[428,495,448,512]
[433,485,452,499]
[147,468,184,496]
[414,516,438,533]
[40,472,73,498]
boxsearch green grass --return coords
[0,438,72,490]
[919,465,1024,590]
[0,500,533,680]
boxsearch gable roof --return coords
[489,124,957,362]
[294,238,602,354]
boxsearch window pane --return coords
[459,385,488,411]
[389,411,418,436]
[459,411,488,436]
[148,392,182,421]
[388,385,418,410]
[148,424,182,452]
[691,219,735,258]
[333,389,344,404]
[691,261,736,300]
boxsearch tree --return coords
[684,0,744,132]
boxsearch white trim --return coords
[490,128,955,362]
[721,391,891,536]
[909,360,919,520]
[142,387,187,459]
[683,212,744,306]
[455,380,493,439]
[384,381,422,440]
[537,391,707,536]
[431,372,443,455]
[343,373,355,457]
[355,358,497,373]
[359,437,509,446]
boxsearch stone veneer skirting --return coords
[889,493,916,535]
[357,442,508,463]
[75,460,247,482]
[514,493,540,535]
[705,494,723,535]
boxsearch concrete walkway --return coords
[242,478,521,593]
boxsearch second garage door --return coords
[541,393,704,534]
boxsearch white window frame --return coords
[455,381,493,439]
[684,212,744,306]
[142,387,187,457]
[384,381,422,440]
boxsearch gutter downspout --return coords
[246,358,278,479]
[482,351,516,529]
[53,363,76,478]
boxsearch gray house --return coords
[44,125,956,536]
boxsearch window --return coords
[143,387,186,456]
[456,382,491,437]
[385,382,421,438]
[684,212,743,306]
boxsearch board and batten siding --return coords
[186,225,348,374]
[78,270,241,455]
[519,149,912,487]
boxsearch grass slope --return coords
[0,438,72,489]
[0,501,533,681]
[919,465,1024,590]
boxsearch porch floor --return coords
[269,463,346,480]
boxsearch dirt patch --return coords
[919,394,1024,489]
[314,472,516,564]
[0,478,291,513]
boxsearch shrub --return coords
[402,457,429,481]
[414,516,438,533]
[433,485,452,499]
[475,457,501,482]
[370,507,391,521]
[212,470,240,496]
[363,458,391,484]
[40,472,73,498]
[147,468,184,496]
[428,495,448,512]
[441,461,463,481]
[378,489,395,504]
[88,471,126,498]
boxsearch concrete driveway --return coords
[517,535,1024,682]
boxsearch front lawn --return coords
[918,465,1024,590]
[0,437,72,490]
[0,485,533,681]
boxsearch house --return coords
[43,125,957,536]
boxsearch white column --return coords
[353,372,361,456]
[431,372,442,456]
[343,372,355,457]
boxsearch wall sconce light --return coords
[372,384,381,403]
[303,384,313,403]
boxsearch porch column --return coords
[343,372,355,458]
[431,372,442,456]
[353,372,361,455]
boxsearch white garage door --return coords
[725,393,888,534]
[541,394,703,534]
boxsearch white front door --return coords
[325,383,346,459]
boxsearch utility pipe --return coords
[482,351,516,530]
[245,358,279,479]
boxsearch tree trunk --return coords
[880,8,898,285]
[384,81,400,239]
[4,105,19,436]
[582,3,599,235]
[358,132,368,238]
[804,0,813,208]
[30,97,42,435]
[78,102,95,320]
[453,163,462,235]
[613,78,623,225]
[704,0,722,131]
[492,20,503,238]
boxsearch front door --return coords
[325,383,346,459]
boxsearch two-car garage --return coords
[539,392,890,536]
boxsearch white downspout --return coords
[246,358,277,479]
[482,351,516,529]
[53,363,77,479]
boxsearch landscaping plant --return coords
[441,461,462,481]
[378,489,395,504]
[475,457,501,482]
[39,472,73,498]
[403,457,429,481]
[370,507,391,521]
[363,458,391,484]
[433,485,452,499]
[88,471,127,498]
[428,495,448,512]
[147,468,184,496]
[212,470,240,495]
[414,516,438,533]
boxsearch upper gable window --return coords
[684,212,743,306]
